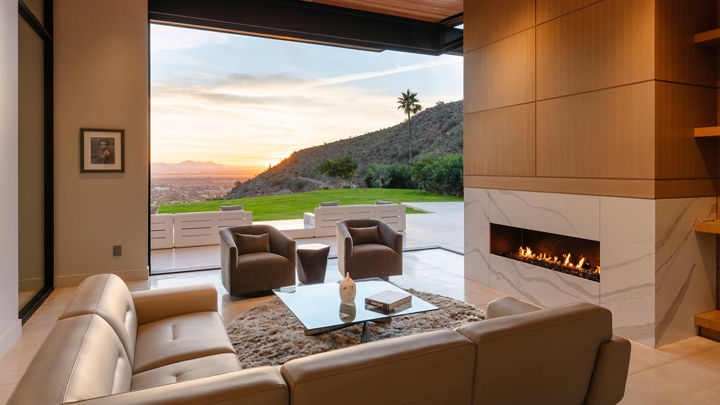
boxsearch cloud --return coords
[149,32,463,168]
[151,24,231,52]
[311,56,461,87]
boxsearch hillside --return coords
[226,100,463,198]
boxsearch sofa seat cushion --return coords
[131,353,242,391]
[133,311,235,374]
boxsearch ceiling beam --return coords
[148,0,463,55]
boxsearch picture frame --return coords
[80,128,125,173]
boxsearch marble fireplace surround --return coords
[465,188,717,347]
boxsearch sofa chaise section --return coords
[457,297,631,405]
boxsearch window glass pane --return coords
[18,16,45,310]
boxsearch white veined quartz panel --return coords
[599,196,656,346]
[488,189,600,240]
[654,197,716,347]
[465,188,491,284]
[489,254,600,307]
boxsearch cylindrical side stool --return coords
[296,243,330,284]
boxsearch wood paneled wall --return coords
[464,0,719,199]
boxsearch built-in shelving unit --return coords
[694,126,720,138]
[695,28,720,46]
[693,29,720,240]
[693,219,720,234]
[695,310,720,340]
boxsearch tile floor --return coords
[2,246,720,404]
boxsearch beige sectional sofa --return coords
[9,274,631,405]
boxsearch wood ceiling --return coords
[302,0,463,23]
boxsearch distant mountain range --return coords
[151,160,257,178]
[226,100,463,198]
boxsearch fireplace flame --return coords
[517,246,600,275]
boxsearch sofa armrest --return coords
[584,336,631,405]
[377,221,402,254]
[132,284,217,325]
[71,367,288,405]
[485,296,542,319]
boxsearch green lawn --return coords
[158,188,462,221]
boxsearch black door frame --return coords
[17,0,54,323]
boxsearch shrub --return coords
[411,154,463,197]
[315,155,357,185]
[365,164,391,188]
[365,164,415,189]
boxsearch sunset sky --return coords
[150,24,463,172]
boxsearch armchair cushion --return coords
[234,232,270,255]
[348,226,381,245]
[219,204,244,211]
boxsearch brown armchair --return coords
[336,219,403,280]
[220,225,296,296]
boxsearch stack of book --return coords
[365,290,412,313]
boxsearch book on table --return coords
[365,290,412,312]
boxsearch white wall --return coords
[54,0,149,286]
[0,0,22,357]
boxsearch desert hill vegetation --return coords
[226,99,463,199]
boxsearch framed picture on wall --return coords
[80,128,125,173]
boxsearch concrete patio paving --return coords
[150,201,464,273]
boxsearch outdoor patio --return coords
[150,201,463,273]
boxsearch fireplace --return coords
[490,223,600,282]
[465,188,717,347]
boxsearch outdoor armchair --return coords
[337,219,403,280]
[220,224,296,296]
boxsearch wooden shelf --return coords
[693,220,720,234]
[695,28,720,46]
[695,310,720,341]
[694,126,720,138]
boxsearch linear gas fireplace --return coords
[490,223,600,282]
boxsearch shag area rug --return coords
[226,289,485,369]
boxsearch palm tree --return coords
[397,89,423,162]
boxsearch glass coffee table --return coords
[273,278,438,342]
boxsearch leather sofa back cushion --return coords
[235,232,270,255]
[281,329,475,405]
[7,314,132,405]
[457,302,612,405]
[58,274,138,364]
[348,226,380,245]
[219,204,244,211]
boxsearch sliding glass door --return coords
[18,0,53,321]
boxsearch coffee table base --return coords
[305,318,392,343]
